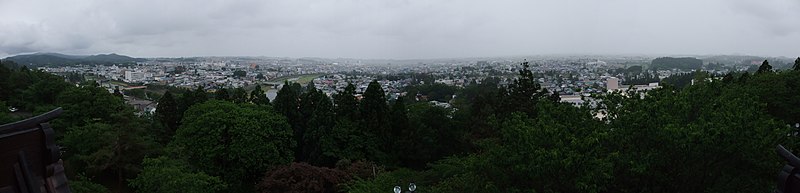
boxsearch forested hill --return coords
[651,57,703,70]
[4,53,145,67]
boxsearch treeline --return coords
[4,53,144,67]
[651,57,703,70]
[346,58,800,192]
[2,58,800,193]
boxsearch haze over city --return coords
[1,0,799,59]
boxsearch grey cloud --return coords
[727,0,800,36]
[1,0,799,58]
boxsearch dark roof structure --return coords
[0,108,71,193]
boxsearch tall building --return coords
[125,71,145,82]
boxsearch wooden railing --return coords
[0,108,71,193]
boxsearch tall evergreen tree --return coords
[272,81,303,160]
[360,80,389,132]
[389,96,409,160]
[549,90,561,102]
[756,60,772,74]
[231,87,248,103]
[301,88,336,165]
[193,86,208,102]
[177,86,207,125]
[500,61,547,117]
[249,85,270,105]
[155,91,179,140]
[333,82,359,121]
[722,73,735,83]
[390,96,409,138]
[291,82,303,95]
[794,57,800,71]
[305,81,315,94]
[273,82,300,119]
[739,72,751,83]
[360,80,390,162]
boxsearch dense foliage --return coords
[129,157,226,193]
[651,57,703,70]
[2,57,800,193]
[173,100,295,192]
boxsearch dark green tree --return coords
[0,101,14,124]
[249,85,270,105]
[499,61,547,117]
[113,87,124,98]
[756,60,772,74]
[4,65,33,107]
[548,89,560,102]
[193,86,208,102]
[233,70,246,77]
[305,81,316,93]
[794,57,800,71]
[215,87,230,101]
[360,80,388,128]
[155,91,179,142]
[397,103,454,168]
[291,82,303,95]
[300,88,337,165]
[359,80,390,155]
[272,81,304,160]
[0,63,10,101]
[722,73,734,83]
[69,175,110,193]
[130,157,226,193]
[231,87,248,103]
[56,83,127,129]
[388,96,409,158]
[739,72,751,83]
[318,118,375,162]
[273,82,300,117]
[176,86,207,125]
[333,82,359,121]
[598,82,793,193]
[173,100,294,192]
[61,110,157,188]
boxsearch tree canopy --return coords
[5,57,800,193]
[173,100,295,192]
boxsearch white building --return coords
[125,71,145,82]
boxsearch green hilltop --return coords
[4,52,145,67]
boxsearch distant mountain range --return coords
[3,53,145,67]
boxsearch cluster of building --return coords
[41,55,733,113]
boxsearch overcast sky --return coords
[1,0,798,59]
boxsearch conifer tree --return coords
[333,82,359,121]
[249,85,270,105]
[155,91,179,138]
[360,80,389,133]
[231,87,247,103]
[273,81,304,160]
[756,60,772,74]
